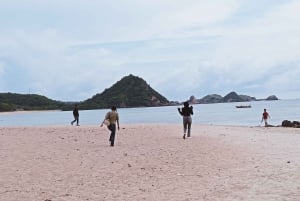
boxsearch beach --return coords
[1,124,300,201]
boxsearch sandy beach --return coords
[1,124,300,201]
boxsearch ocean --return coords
[0,99,299,127]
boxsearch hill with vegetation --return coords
[0,75,279,112]
[0,93,66,112]
[0,75,170,112]
[80,74,170,109]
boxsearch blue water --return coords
[0,99,299,127]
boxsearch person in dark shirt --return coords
[178,101,193,139]
[71,104,79,126]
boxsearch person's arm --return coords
[117,113,120,130]
[190,106,193,115]
[100,118,105,127]
[178,108,183,115]
[116,120,120,130]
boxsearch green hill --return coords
[81,74,170,109]
[0,75,170,112]
[0,93,65,112]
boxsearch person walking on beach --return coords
[71,104,79,126]
[178,101,193,139]
[261,108,271,127]
[101,106,120,146]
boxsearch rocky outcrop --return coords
[282,120,300,128]
[222,92,244,102]
[188,92,278,105]
[189,96,199,104]
[266,95,279,100]
[199,94,223,104]
[239,95,256,101]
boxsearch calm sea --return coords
[0,99,299,127]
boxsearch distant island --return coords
[0,74,278,112]
[187,92,278,105]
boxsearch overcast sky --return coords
[1,0,299,102]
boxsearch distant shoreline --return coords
[0,109,62,115]
[1,99,299,127]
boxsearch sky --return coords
[0,0,299,102]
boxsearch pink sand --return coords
[1,124,300,201]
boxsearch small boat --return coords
[235,105,251,108]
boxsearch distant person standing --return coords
[101,106,120,146]
[71,104,79,126]
[261,108,270,127]
[178,101,193,139]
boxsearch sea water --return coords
[0,99,299,127]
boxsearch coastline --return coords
[1,124,300,200]
[0,109,62,115]
[1,99,300,127]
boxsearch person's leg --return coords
[183,117,188,139]
[109,124,116,146]
[76,116,79,126]
[187,117,192,137]
[71,117,76,125]
[187,124,191,137]
[108,125,113,142]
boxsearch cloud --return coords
[215,1,300,64]
[0,0,240,41]
[197,0,300,97]
[0,0,299,101]
[0,61,5,89]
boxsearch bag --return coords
[103,119,110,126]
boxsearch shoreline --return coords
[0,109,62,115]
[1,99,299,127]
[0,122,294,128]
[1,124,300,200]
